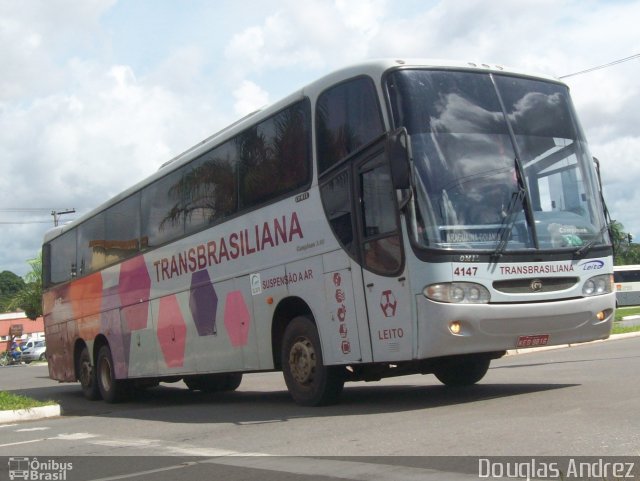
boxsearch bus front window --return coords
[387,69,608,253]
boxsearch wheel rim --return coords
[80,359,92,387]
[99,356,112,392]
[288,337,316,385]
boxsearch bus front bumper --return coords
[415,292,615,359]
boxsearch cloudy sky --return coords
[1,0,639,277]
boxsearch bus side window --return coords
[77,214,105,275]
[141,168,186,248]
[104,193,141,265]
[316,76,384,173]
[239,100,311,209]
[320,169,356,258]
[49,229,77,285]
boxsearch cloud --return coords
[224,0,389,80]
[0,0,115,102]
[232,80,270,117]
[0,57,228,275]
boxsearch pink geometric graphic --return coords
[224,291,251,347]
[119,256,151,331]
[157,295,187,368]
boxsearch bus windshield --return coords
[387,69,609,252]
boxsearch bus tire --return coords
[185,373,243,392]
[433,356,491,386]
[78,346,101,401]
[96,345,128,403]
[222,373,243,391]
[281,316,344,406]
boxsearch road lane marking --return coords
[88,462,197,481]
[84,456,479,481]
[0,431,480,480]
[54,432,99,440]
[0,431,97,448]
[0,438,46,448]
[16,427,51,432]
[90,438,161,448]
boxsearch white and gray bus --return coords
[614,264,640,307]
[42,59,615,406]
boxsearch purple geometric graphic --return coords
[189,270,218,336]
[224,291,251,347]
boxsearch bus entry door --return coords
[357,152,413,362]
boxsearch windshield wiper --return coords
[491,188,526,262]
[574,224,609,258]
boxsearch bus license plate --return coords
[516,334,550,348]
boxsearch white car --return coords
[20,340,46,363]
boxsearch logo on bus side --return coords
[580,260,605,271]
[295,192,310,203]
[250,274,262,295]
[380,290,397,317]
[530,279,543,292]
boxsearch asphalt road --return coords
[1,336,639,480]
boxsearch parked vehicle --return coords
[20,340,46,363]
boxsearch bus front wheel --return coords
[433,356,491,386]
[96,345,128,403]
[281,316,344,406]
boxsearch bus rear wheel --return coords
[281,316,344,406]
[185,373,243,392]
[78,346,100,401]
[433,356,491,386]
[96,345,128,403]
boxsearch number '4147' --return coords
[454,267,477,276]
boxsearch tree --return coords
[0,270,25,312]
[609,220,627,254]
[610,220,640,265]
[8,255,42,320]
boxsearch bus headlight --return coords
[582,274,614,297]
[424,282,490,304]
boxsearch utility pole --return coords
[51,209,76,226]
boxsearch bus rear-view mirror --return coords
[387,128,411,190]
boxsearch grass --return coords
[612,324,640,334]
[0,391,56,411]
[612,305,640,334]
[614,305,640,321]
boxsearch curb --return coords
[0,404,60,424]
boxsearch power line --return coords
[0,221,59,225]
[0,208,73,212]
[560,53,640,79]
[0,207,76,225]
